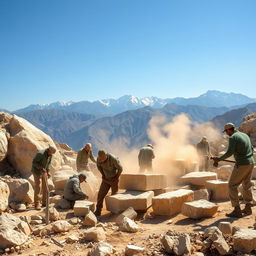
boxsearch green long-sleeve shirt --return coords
[219,130,255,166]
[76,148,96,170]
[97,153,123,180]
[31,149,52,176]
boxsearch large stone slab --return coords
[233,228,256,253]
[106,191,154,214]
[180,172,217,186]
[152,189,194,216]
[0,180,9,213]
[119,173,167,191]
[182,200,218,219]
[206,180,229,201]
[74,200,95,216]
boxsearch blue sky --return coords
[0,0,256,110]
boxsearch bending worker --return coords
[64,173,88,207]
[94,150,123,217]
[138,144,155,172]
[212,122,255,218]
[76,143,97,171]
[31,146,56,210]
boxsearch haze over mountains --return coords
[3,90,253,152]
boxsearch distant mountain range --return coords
[13,90,256,115]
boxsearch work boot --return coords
[35,203,41,210]
[242,204,252,215]
[94,209,101,217]
[226,206,242,218]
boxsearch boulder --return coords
[180,172,217,186]
[0,213,28,249]
[106,191,154,214]
[125,245,145,256]
[66,234,79,243]
[152,189,194,216]
[84,227,106,242]
[233,228,256,253]
[218,222,232,235]
[74,200,95,216]
[52,220,73,233]
[52,168,77,190]
[161,234,191,255]
[7,115,62,177]
[90,241,113,256]
[0,180,9,213]
[1,177,34,204]
[119,173,167,191]
[182,200,218,219]
[206,180,229,201]
[119,217,139,233]
[83,211,97,227]
[116,207,137,224]
[0,129,8,161]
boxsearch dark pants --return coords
[199,156,209,171]
[96,180,118,212]
[64,193,86,208]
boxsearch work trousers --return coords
[199,156,209,171]
[228,164,254,207]
[96,180,118,211]
[33,173,47,205]
[139,162,152,172]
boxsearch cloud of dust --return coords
[103,113,221,185]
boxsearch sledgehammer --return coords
[210,157,236,167]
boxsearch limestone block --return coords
[119,173,167,191]
[84,227,106,242]
[18,222,31,236]
[106,191,154,214]
[116,207,137,224]
[73,200,95,216]
[180,172,217,186]
[233,228,256,253]
[215,165,232,181]
[218,222,232,235]
[206,180,229,201]
[49,207,60,221]
[119,217,139,233]
[52,220,73,233]
[152,189,194,216]
[193,189,209,200]
[182,200,218,219]
[0,180,9,213]
[90,241,113,256]
[125,245,145,256]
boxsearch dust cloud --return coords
[105,113,221,184]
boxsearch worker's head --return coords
[84,143,92,152]
[78,173,87,183]
[147,144,153,149]
[47,145,56,156]
[98,149,108,163]
[223,123,235,136]
[201,136,207,142]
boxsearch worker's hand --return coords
[211,157,220,162]
[84,195,89,200]
[47,172,51,179]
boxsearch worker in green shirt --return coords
[94,150,123,216]
[76,143,96,172]
[31,146,56,210]
[212,123,255,218]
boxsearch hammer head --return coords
[213,162,218,168]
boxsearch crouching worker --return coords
[64,173,88,208]
[94,150,123,217]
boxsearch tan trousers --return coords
[228,164,254,207]
[33,174,47,205]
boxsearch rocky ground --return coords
[1,200,256,256]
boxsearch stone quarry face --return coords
[206,180,229,201]
[106,190,154,214]
[152,189,194,216]
[119,173,167,191]
[182,199,218,219]
[180,171,217,186]
[0,180,10,213]
[239,113,256,147]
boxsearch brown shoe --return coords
[242,204,252,215]
[226,207,243,218]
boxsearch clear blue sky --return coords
[1,0,256,110]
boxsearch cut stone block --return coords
[73,200,95,217]
[106,191,154,214]
[116,207,137,224]
[119,173,167,191]
[182,200,218,219]
[218,222,232,235]
[153,185,190,196]
[206,180,229,201]
[152,189,194,216]
[215,165,232,181]
[180,172,217,186]
[193,189,209,200]
[233,228,256,253]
